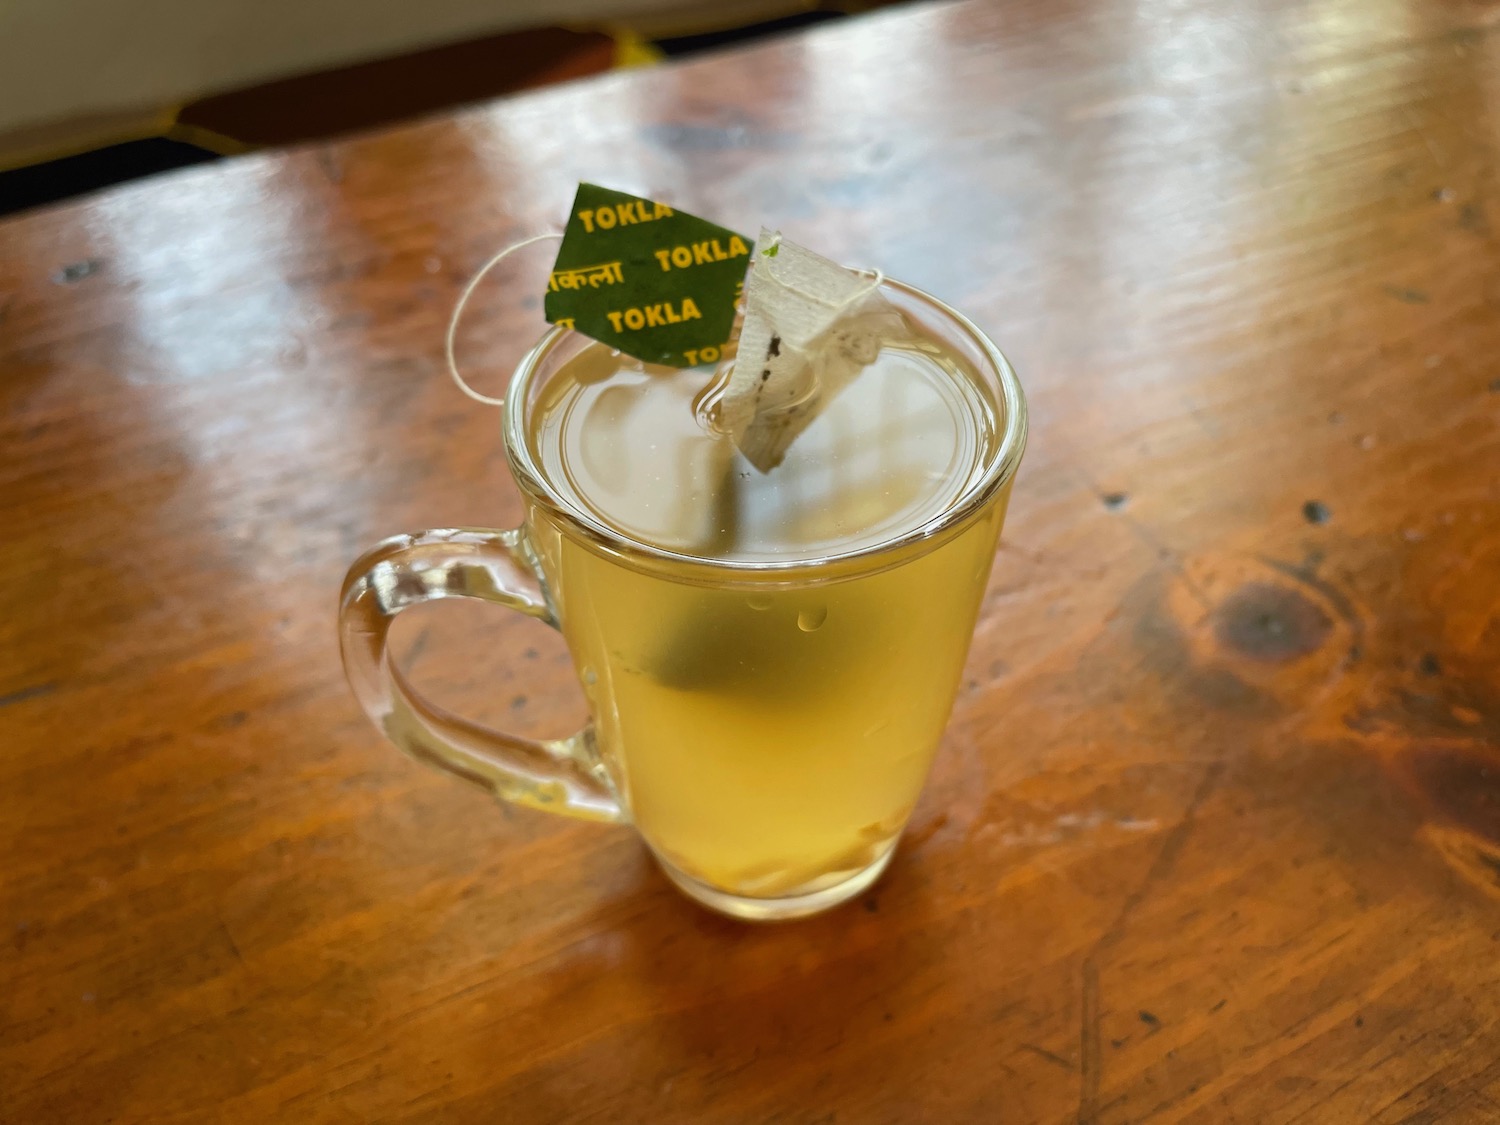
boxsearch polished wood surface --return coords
[4,1,1500,1120]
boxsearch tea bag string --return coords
[446,231,564,407]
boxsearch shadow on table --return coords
[477,834,1064,1124]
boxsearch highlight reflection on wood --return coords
[3,0,1499,1120]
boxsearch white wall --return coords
[0,0,795,156]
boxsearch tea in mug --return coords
[523,324,1009,898]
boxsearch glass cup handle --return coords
[338,528,625,823]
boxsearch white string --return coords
[445,231,564,407]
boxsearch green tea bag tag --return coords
[544,183,754,368]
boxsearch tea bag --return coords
[645,234,908,690]
[720,230,913,472]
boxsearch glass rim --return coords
[502,277,1028,574]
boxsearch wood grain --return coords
[4,0,1500,1120]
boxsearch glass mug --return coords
[339,279,1026,920]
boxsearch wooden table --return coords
[4,1,1499,1120]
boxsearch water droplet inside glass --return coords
[747,594,772,611]
[797,606,827,632]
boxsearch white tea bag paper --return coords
[721,230,913,472]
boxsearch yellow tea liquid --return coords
[524,330,1008,898]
